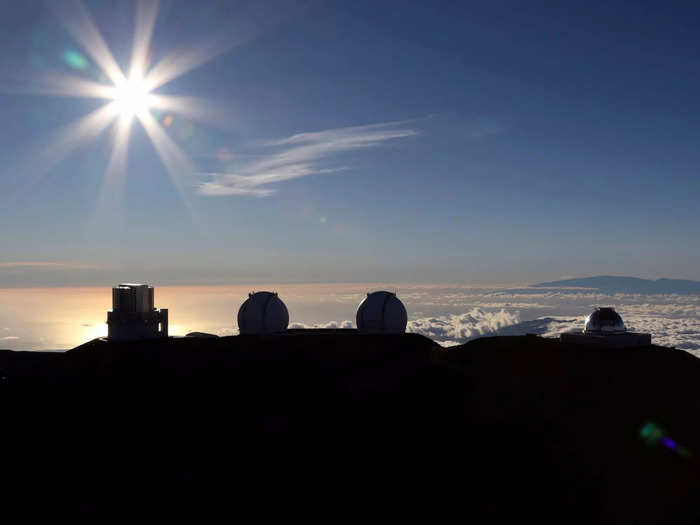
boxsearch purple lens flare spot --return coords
[661,437,677,450]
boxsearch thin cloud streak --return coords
[199,122,416,196]
[0,262,98,270]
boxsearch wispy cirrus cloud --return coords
[198,121,416,197]
[0,262,98,270]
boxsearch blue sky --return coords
[1,0,699,286]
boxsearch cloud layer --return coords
[199,121,416,196]
[2,284,700,355]
[407,308,519,346]
[290,320,355,329]
[400,290,700,353]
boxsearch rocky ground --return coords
[2,332,699,522]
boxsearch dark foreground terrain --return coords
[2,332,700,522]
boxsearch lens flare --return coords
[62,49,89,70]
[9,0,238,212]
[640,421,693,460]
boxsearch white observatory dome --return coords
[356,291,407,333]
[237,291,289,335]
[584,307,626,334]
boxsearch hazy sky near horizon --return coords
[1,1,700,287]
[2,284,700,354]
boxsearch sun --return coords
[15,0,235,212]
[111,74,152,121]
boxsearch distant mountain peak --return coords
[532,276,700,295]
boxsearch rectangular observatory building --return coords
[107,283,168,341]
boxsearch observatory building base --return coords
[560,331,651,348]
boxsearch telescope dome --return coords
[584,307,626,334]
[237,291,289,334]
[356,291,407,333]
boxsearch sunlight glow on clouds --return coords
[1,285,700,356]
[289,320,355,329]
[408,308,519,344]
[401,290,700,353]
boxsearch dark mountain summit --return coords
[2,332,700,523]
[533,275,700,294]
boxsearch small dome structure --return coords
[237,291,289,334]
[584,307,626,334]
[356,291,407,333]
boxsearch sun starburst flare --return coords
[111,74,152,121]
[5,0,239,212]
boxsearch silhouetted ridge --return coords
[533,275,700,294]
[1,333,699,523]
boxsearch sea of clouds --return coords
[2,284,699,356]
[286,285,700,357]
